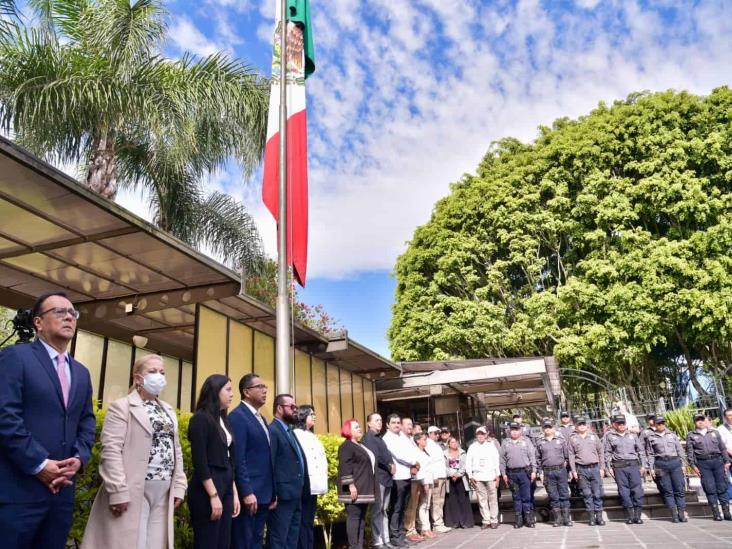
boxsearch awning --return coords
[376,357,560,410]
[0,136,399,376]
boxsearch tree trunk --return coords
[85,130,118,199]
[674,327,710,399]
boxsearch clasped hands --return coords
[36,458,81,494]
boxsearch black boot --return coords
[595,511,606,526]
[678,507,688,522]
[722,503,732,521]
[562,508,573,527]
[514,511,524,529]
[712,504,723,521]
[669,506,679,523]
[588,509,596,526]
[552,508,561,527]
[525,511,535,528]
[624,508,633,524]
[633,506,644,524]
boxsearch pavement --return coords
[413,518,732,548]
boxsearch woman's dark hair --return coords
[295,404,315,431]
[195,374,231,421]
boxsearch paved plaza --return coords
[415,518,732,548]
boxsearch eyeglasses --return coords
[281,403,298,410]
[245,384,268,390]
[38,307,80,320]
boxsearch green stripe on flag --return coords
[287,0,315,78]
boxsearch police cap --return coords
[560,411,570,418]
[575,416,587,425]
[654,415,665,424]
[693,413,706,422]
[611,414,626,424]
[509,422,521,430]
[542,420,553,428]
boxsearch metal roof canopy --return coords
[0,137,399,376]
[376,357,560,410]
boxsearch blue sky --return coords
[108,0,732,358]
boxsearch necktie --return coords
[256,412,271,444]
[288,427,304,473]
[56,354,70,407]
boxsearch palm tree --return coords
[0,0,268,271]
[0,0,18,41]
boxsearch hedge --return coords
[69,406,345,549]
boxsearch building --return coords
[0,136,400,431]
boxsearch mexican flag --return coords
[262,0,315,287]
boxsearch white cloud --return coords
[168,17,221,56]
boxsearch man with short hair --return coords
[383,414,418,547]
[230,373,275,549]
[439,428,451,451]
[0,292,96,549]
[645,415,687,523]
[267,394,308,547]
[568,417,606,526]
[426,426,450,533]
[686,413,731,521]
[604,414,647,525]
[536,420,572,527]
[363,413,396,548]
[501,423,537,528]
[412,433,435,539]
[466,426,500,529]
[401,418,425,542]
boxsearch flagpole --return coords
[275,0,291,395]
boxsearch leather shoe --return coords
[481,524,490,529]
[406,534,424,542]
[490,523,499,529]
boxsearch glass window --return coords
[180,361,193,412]
[160,355,180,407]
[326,363,341,434]
[72,330,104,400]
[103,339,132,406]
[195,307,227,400]
[294,350,311,405]
[311,358,327,434]
[340,369,353,421]
[254,330,275,420]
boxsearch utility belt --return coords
[654,456,681,462]
[542,465,565,472]
[696,454,722,461]
[612,459,639,468]
[576,463,599,470]
[507,467,531,473]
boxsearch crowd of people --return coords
[1,291,732,549]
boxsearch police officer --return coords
[558,412,579,497]
[568,417,606,526]
[686,413,732,521]
[604,414,648,525]
[501,423,537,529]
[504,413,532,440]
[536,420,572,527]
[645,415,687,523]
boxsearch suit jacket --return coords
[188,411,235,485]
[81,392,187,549]
[229,402,274,504]
[269,418,308,501]
[0,339,96,503]
[362,430,394,488]
[337,439,377,503]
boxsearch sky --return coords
[107,0,732,359]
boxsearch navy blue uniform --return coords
[645,428,686,514]
[686,428,731,510]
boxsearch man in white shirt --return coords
[720,408,732,499]
[466,426,501,529]
[382,414,418,547]
[401,418,425,543]
[426,426,450,533]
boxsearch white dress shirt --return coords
[383,430,417,480]
[466,440,501,482]
[243,400,270,443]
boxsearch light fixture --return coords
[132,335,148,348]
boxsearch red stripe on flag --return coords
[262,109,309,286]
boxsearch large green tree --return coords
[390,88,732,392]
[0,0,268,270]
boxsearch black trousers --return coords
[698,457,730,506]
[388,479,411,543]
[346,503,369,549]
[655,458,686,509]
[545,468,571,509]
[613,465,643,509]
[189,466,234,549]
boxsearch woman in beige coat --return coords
[81,354,187,549]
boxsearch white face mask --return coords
[142,372,166,396]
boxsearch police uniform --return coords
[645,416,687,523]
[536,421,572,526]
[500,424,537,528]
[568,417,605,525]
[558,412,579,497]
[686,415,732,521]
[603,414,648,524]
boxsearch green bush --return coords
[71,407,344,549]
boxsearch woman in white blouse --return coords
[81,355,187,549]
[293,405,328,549]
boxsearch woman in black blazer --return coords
[187,374,240,549]
[338,419,377,549]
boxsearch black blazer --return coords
[188,411,235,483]
[362,431,394,488]
[338,439,377,504]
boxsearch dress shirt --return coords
[466,440,501,482]
[383,430,417,480]
[243,400,270,443]
[34,339,73,474]
[718,423,732,452]
[426,438,447,479]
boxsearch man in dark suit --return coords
[230,373,275,549]
[267,393,308,548]
[363,412,395,549]
[0,292,96,549]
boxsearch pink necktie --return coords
[56,354,70,407]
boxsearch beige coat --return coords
[81,391,187,549]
